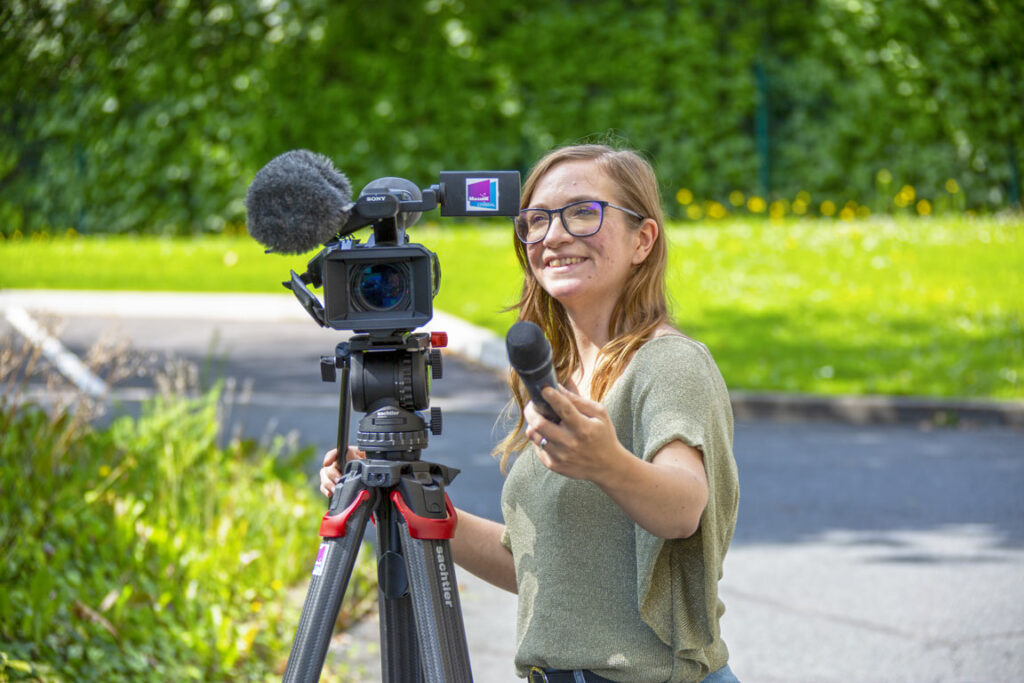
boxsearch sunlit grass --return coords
[665,216,1023,399]
[1,216,1021,399]
[0,230,316,292]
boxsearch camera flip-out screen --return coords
[439,171,520,217]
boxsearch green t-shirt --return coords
[500,335,739,682]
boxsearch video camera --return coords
[288,171,520,338]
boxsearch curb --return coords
[2,289,1022,428]
[728,390,1024,429]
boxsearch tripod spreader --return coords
[320,459,460,542]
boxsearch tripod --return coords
[282,331,473,683]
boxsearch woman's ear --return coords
[631,218,659,265]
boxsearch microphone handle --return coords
[518,367,561,424]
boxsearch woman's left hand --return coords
[523,384,630,483]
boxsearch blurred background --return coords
[2,0,1021,236]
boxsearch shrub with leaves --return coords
[0,340,377,681]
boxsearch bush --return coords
[0,346,376,681]
[1,0,1020,236]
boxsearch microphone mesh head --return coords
[506,321,552,372]
[245,150,353,254]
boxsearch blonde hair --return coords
[494,144,670,472]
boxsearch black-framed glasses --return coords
[513,200,644,244]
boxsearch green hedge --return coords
[0,385,375,681]
[2,0,1021,237]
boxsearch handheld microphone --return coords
[245,149,354,255]
[506,321,561,424]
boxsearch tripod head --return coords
[322,331,444,462]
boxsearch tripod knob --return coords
[429,349,443,380]
[320,355,337,382]
[429,407,443,435]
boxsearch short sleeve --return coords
[621,337,738,680]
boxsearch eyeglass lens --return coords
[516,201,604,243]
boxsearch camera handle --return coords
[282,334,473,683]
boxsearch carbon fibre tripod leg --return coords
[376,501,423,682]
[378,465,472,683]
[282,465,375,683]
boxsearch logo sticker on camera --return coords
[466,178,499,212]
[312,542,330,576]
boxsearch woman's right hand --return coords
[318,446,366,497]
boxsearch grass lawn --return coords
[664,217,1022,399]
[1,216,1021,400]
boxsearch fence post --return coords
[754,62,771,199]
[1008,140,1022,210]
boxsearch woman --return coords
[321,144,740,682]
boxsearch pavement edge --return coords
[3,289,1021,428]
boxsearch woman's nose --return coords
[543,213,574,245]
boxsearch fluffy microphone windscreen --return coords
[245,150,353,254]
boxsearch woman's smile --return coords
[544,255,588,269]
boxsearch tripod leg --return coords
[283,471,374,683]
[391,488,473,682]
[376,503,425,683]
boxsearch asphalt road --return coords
[3,300,1022,682]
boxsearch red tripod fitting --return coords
[319,489,371,538]
[391,490,458,540]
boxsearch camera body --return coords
[287,170,519,338]
[321,241,437,334]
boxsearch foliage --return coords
[1,216,1020,400]
[1,0,1021,237]
[1,0,267,235]
[0,340,377,681]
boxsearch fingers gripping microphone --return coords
[506,321,561,424]
[245,149,354,254]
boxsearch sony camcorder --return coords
[287,170,520,338]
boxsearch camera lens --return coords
[353,263,408,311]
